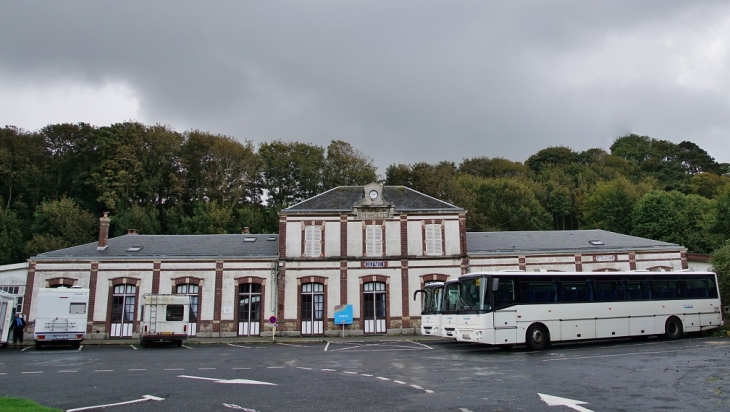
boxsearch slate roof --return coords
[33,234,279,261]
[283,186,463,212]
[467,230,682,255]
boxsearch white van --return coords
[0,291,14,348]
[139,294,191,347]
[34,286,90,349]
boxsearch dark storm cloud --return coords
[1,1,728,173]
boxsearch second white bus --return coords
[454,271,722,350]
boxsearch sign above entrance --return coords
[334,304,353,325]
[364,261,385,268]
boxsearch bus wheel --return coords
[176,340,183,347]
[526,324,549,351]
[664,317,683,340]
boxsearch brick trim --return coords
[152,261,161,293]
[23,263,35,317]
[47,277,77,287]
[419,273,449,288]
[87,262,98,334]
[213,261,223,333]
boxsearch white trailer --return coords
[0,291,14,348]
[139,294,191,347]
[34,286,90,349]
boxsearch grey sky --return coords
[1,1,728,174]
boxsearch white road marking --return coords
[407,340,434,350]
[22,371,42,374]
[129,369,146,371]
[543,350,673,362]
[199,368,217,370]
[165,368,184,371]
[179,375,277,385]
[223,403,257,411]
[0,373,5,375]
[376,377,390,381]
[361,374,373,377]
[394,380,406,385]
[459,408,474,412]
[130,345,137,350]
[182,345,192,349]
[321,368,336,372]
[78,345,83,351]
[267,366,284,369]
[410,385,423,390]
[343,371,358,374]
[67,394,164,412]
[277,343,306,347]
[59,370,78,373]
[232,367,250,370]
[227,343,251,349]
[425,390,434,394]
[21,347,30,352]
[324,342,330,352]
[94,370,113,372]
[539,393,594,412]
[297,367,312,370]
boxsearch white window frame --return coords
[304,225,322,257]
[365,225,383,257]
[425,224,443,256]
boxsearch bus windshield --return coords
[422,286,443,314]
[458,277,492,313]
[443,282,460,314]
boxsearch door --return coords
[238,283,261,336]
[176,284,199,336]
[301,283,324,335]
[110,284,136,337]
[363,281,386,334]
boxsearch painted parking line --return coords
[67,394,164,412]
[543,349,674,362]
[182,345,193,349]
[130,345,137,350]
[59,370,78,373]
[227,343,251,349]
[165,368,184,371]
[94,370,113,372]
[22,371,43,374]
[129,369,146,371]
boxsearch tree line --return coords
[2,123,730,272]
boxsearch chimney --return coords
[127,229,138,235]
[97,212,110,250]
[243,227,250,234]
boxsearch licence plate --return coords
[462,334,471,340]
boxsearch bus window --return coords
[626,279,651,300]
[459,277,486,312]
[594,279,625,301]
[494,279,514,308]
[651,279,680,299]
[559,281,591,302]
[707,276,719,298]
[520,280,556,303]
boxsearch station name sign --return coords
[364,261,385,268]
[356,210,392,219]
[593,254,616,262]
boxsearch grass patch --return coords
[0,397,62,412]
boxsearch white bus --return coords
[414,282,444,336]
[454,271,723,350]
[441,279,460,339]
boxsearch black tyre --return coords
[526,324,550,351]
[664,316,684,340]
[35,341,42,350]
[71,341,81,349]
[176,340,183,347]
[497,344,513,351]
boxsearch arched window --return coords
[301,283,324,335]
[363,281,386,333]
[176,283,199,336]
[111,284,136,337]
[238,283,261,336]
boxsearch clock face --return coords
[369,190,378,199]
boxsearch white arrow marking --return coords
[538,393,594,412]
[222,403,257,411]
[67,395,164,411]
[179,375,277,385]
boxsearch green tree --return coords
[113,204,162,236]
[0,126,49,211]
[0,204,25,264]
[525,146,579,175]
[710,242,730,309]
[472,178,552,231]
[458,157,532,179]
[583,176,652,234]
[258,140,325,207]
[690,173,730,199]
[322,140,378,189]
[25,197,97,255]
[179,200,235,234]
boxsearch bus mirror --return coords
[492,278,499,292]
[413,290,424,301]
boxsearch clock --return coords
[369,190,378,200]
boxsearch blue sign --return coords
[334,304,353,325]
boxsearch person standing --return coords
[11,313,26,348]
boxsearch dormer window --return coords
[589,240,604,246]
[126,246,143,252]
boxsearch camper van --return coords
[0,291,15,348]
[34,287,90,349]
[139,294,191,347]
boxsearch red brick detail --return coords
[518,256,526,271]
[400,215,408,256]
[459,213,467,256]
[297,276,328,335]
[575,254,583,272]
[340,215,348,257]
[340,261,348,305]
[87,262,98,334]
[106,277,141,338]
[47,277,77,287]
[152,261,161,293]
[234,276,266,336]
[401,261,409,327]
[277,269,286,320]
[359,274,390,334]
[278,217,287,257]
[681,251,688,269]
[23,263,35,317]
[213,261,223,332]
[419,274,449,288]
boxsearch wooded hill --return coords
[2,122,730,268]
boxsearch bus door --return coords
[492,278,517,345]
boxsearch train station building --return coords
[16,183,688,339]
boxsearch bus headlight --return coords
[475,331,482,341]
[433,327,439,334]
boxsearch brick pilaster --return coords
[87,262,98,334]
[401,260,410,328]
[340,214,348,257]
[213,260,223,333]
[340,261,348,305]
[23,262,35,317]
[629,252,636,270]
[400,215,408,256]
[152,261,161,293]
[575,254,583,272]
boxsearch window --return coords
[425,224,443,255]
[304,226,322,257]
[166,305,185,321]
[176,284,199,322]
[494,279,515,308]
[651,279,680,299]
[559,281,591,302]
[0,286,23,314]
[594,279,625,301]
[365,225,383,256]
[626,279,651,300]
[520,279,556,303]
[111,284,136,323]
[69,303,86,314]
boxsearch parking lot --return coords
[1,335,729,411]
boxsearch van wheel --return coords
[176,340,183,347]
[71,341,81,349]
[664,317,684,340]
[526,324,550,351]
[35,342,42,350]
